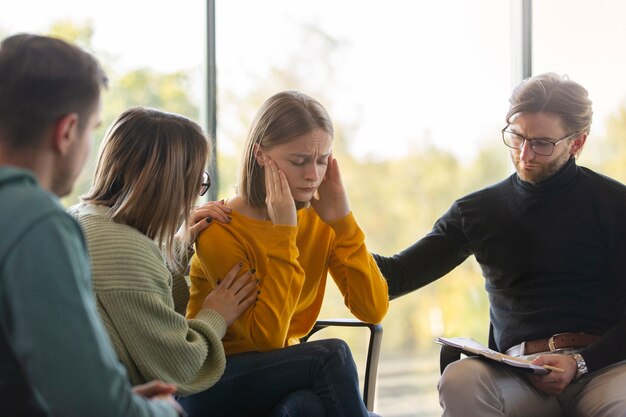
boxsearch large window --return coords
[215,1,513,162]
[533,0,626,183]
[0,0,206,203]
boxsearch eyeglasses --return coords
[502,127,579,156]
[199,170,211,196]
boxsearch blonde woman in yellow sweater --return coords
[182,91,388,417]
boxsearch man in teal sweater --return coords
[0,34,182,416]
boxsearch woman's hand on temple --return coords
[310,154,350,223]
[201,263,258,326]
[265,158,297,226]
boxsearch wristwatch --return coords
[571,353,588,381]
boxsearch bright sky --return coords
[2,0,626,161]
[0,0,205,72]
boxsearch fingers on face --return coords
[264,158,274,196]
[327,153,335,171]
[329,156,342,182]
[264,158,288,198]
[270,160,282,195]
[277,169,291,197]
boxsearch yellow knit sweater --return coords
[69,203,227,396]
[187,208,388,355]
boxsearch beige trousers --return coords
[438,356,626,417]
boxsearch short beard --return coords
[512,152,572,184]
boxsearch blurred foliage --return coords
[588,106,626,183]
[48,19,94,47]
[33,21,200,206]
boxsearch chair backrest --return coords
[301,318,383,411]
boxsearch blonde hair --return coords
[83,107,209,268]
[238,91,333,207]
[506,73,593,135]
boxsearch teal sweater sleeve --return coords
[1,211,177,417]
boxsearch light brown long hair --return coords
[238,91,333,207]
[82,107,209,268]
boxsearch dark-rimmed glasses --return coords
[502,127,579,156]
[199,170,211,196]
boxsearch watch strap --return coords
[571,352,588,381]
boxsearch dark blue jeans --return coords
[177,338,370,417]
[269,389,325,417]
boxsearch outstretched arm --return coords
[373,203,472,299]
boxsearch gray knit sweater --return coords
[69,203,227,396]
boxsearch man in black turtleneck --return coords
[374,73,626,416]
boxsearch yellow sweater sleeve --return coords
[327,212,389,323]
[189,219,306,353]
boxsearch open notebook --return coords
[435,337,564,374]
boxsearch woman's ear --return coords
[254,144,266,167]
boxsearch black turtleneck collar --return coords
[514,157,578,193]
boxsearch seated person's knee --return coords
[439,357,492,394]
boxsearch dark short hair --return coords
[0,33,108,149]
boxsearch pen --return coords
[504,353,565,373]
[543,364,565,373]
